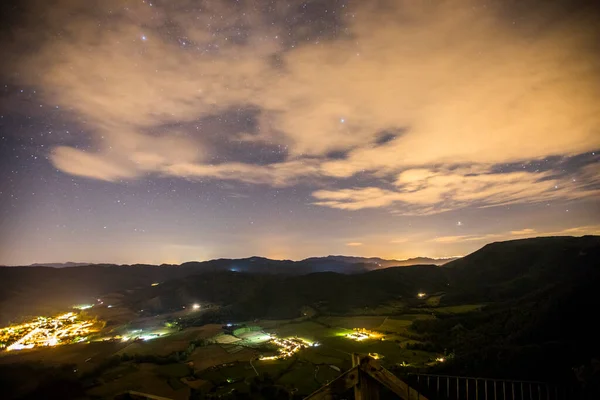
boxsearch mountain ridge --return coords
[13,255,458,269]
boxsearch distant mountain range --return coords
[24,255,459,269]
[0,255,455,324]
[302,255,459,268]
[28,262,98,268]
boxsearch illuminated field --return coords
[0,312,101,351]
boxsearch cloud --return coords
[346,242,363,247]
[10,0,600,200]
[163,159,320,186]
[431,225,600,244]
[49,131,204,181]
[430,234,501,244]
[50,147,138,181]
[546,225,600,236]
[510,228,537,236]
[312,168,600,215]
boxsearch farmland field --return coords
[189,344,258,372]
[319,335,434,367]
[2,311,441,398]
[298,346,349,367]
[425,295,442,306]
[0,340,128,373]
[265,320,349,342]
[316,315,387,329]
[87,363,191,400]
[429,304,483,314]
[197,361,257,386]
[253,357,296,377]
[277,361,321,394]
[377,317,412,332]
[345,300,406,315]
[116,336,190,357]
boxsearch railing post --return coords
[529,382,533,400]
[467,378,469,400]
[494,380,497,400]
[511,382,515,400]
[457,377,460,399]
[485,379,488,400]
[520,382,524,400]
[476,378,479,400]
[436,376,439,397]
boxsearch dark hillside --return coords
[409,236,600,383]
[442,235,600,303]
[0,257,380,324]
[126,265,449,319]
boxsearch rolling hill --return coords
[0,255,446,324]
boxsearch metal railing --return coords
[404,373,584,400]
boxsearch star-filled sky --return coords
[0,0,599,265]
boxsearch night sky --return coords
[0,0,598,265]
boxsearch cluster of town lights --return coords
[259,336,314,360]
[346,328,382,341]
[0,312,99,352]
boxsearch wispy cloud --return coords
[430,234,502,244]
[346,242,363,247]
[510,228,537,236]
[430,225,600,244]
[312,167,600,215]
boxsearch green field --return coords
[345,301,406,315]
[189,344,258,371]
[425,295,442,306]
[236,330,272,346]
[252,319,295,329]
[116,336,190,357]
[87,363,191,400]
[197,361,257,386]
[429,304,483,314]
[0,340,129,374]
[266,320,349,342]
[298,346,349,367]
[277,361,320,394]
[319,336,434,367]
[377,317,412,333]
[155,363,191,378]
[316,316,387,329]
[315,365,341,386]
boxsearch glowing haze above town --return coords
[0,0,599,265]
